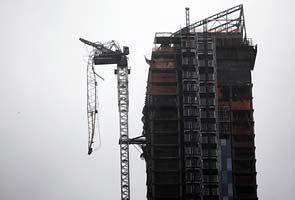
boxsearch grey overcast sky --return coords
[0,0,294,199]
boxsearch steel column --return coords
[116,65,130,200]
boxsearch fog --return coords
[0,0,294,199]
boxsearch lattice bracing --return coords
[174,4,247,40]
[86,52,100,155]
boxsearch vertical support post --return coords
[116,65,130,200]
[185,7,190,27]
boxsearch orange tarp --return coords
[151,59,176,69]
[218,100,251,110]
[151,73,176,83]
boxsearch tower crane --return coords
[79,38,131,200]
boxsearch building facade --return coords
[141,5,257,200]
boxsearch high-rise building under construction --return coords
[141,5,258,200]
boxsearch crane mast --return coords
[79,38,131,200]
[116,64,130,200]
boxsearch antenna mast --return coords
[185,7,190,27]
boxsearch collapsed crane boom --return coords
[80,38,131,200]
[86,54,99,155]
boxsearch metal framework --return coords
[174,4,247,40]
[180,33,203,198]
[80,38,131,200]
[86,52,99,155]
[117,65,130,200]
